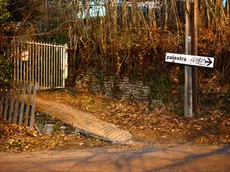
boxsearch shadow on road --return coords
[1,145,230,171]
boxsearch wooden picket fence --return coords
[0,83,39,129]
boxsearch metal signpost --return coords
[165,52,215,117]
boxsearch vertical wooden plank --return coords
[28,43,32,83]
[58,46,63,87]
[31,42,34,83]
[50,45,51,88]
[52,44,54,88]
[58,46,60,87]
[23,42,26,83]
[49,45,52,88]
[53,45,55,88]
[26,43,29,83]
[57,46,60,87]
[35,43,38,83]
[25,42,27,82]
[47,44,50,88]
[56,45,58,88]
[19,83,26,124]
[50,44,52,88]
[3,90,9,121]
[62,45,65,88]
[46,44,48,88]
[37,44,40,87]
[56,46,59,87]
[26,43,29,82]
[22,42,25,82]
[30,42,36,82]
[59,46,62,88]
[8,88,15,123]
[52,45,55,88]
[43,43,45,88]
[42,44,47,87]
[45,44,47,88]
[32,43,35,83]
[56,46,58,87]
[13,83,21,124]
[40,44,43,88]
[64,44,68,88]
[12,40,16,82]
[46,44,49,88]
[30,83,38,129]
[44,43,46,88]
[24,83,32,126]
[61,45,65,87]
[54,46,57,88]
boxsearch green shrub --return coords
[0,54,13,88]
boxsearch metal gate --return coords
[11,40,68,89]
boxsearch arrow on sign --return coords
[205,58,212,66]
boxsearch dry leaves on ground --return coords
[38,89,230,145]
[0,117,109,152]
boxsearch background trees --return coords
[45,0,229,84]
[1,0,230,87]
[0,0,43,88]
[0,0,12,88]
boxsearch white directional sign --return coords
[165,53,214,68]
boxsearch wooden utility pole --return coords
[184,0,193,117]
[191,0,198,112]
[184,0,198,117]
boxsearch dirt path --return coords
[0,144,229,172]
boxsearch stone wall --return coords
[75,69,151,103]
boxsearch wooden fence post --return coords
[13,84,21,124]
[24,83,32,126]
[8,88,15,123]
[19,83,26,124]
[3,91,9,120]
[30,83,38,129]
[1,82,38,128]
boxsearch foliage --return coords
[0,54,13,88]
[44,0,230,85]
[0,0,10,38]
[0,0,44,88]
[0,0,12,88]
[150,73,173,101]
[7,0,43,23]
[198,26,230,82]
[0,0,9,24]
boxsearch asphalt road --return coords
[0,144,229,172]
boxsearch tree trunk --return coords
[227,0,230,20]
[161,0,168,30]
[203,0,210,28]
